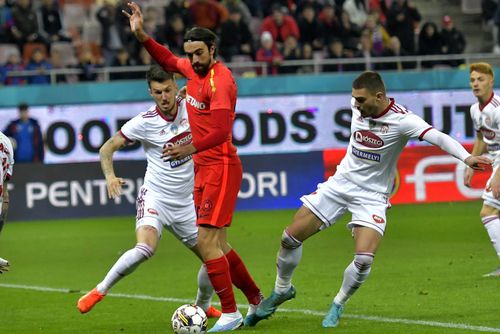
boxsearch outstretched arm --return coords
[464,131,488,187]
[99,133,128,199]
[422,128,491,169]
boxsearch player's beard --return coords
[192,60,210,76]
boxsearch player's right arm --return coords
[0,180,9,234]
[99,133,127,199]
[124,2,181,73]
[464,131,487,187]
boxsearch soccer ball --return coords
[171,304,208,334]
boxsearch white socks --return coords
[96,243,154,294]
[194,264,214,311]
[275,230,303,294]
[482,216,500,258]
[334,253,374,305]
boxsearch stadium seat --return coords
[51,42,77,67]
[22,43,48,65]
[0,44,20,64]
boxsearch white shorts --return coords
[482,165,500,210]
[301,174,390,236]
[136,186,197,248]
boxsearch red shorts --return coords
[194,162,242,227]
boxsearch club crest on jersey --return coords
[353,130,384,148]
[372,214,385,224]
[171,124,179,135]
[480,126,496,140]
[485,116,493,127]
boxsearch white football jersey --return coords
[336,98,432,194]
[120,99,194,199]
[0,131,14,215]
[469,93,500,166]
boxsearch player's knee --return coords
[281,229,302,250]
[354,253,374,271]
[135,243,155,259]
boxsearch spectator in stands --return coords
[440,15,466,67]
[3,103,44,163]
[379,36,413,70]
[338,10,362,51]
[418,21,443,69]
[25,47,52,85]
[343,0,368,27]
[255,31,283,75]
[279,34,301,74]
[0,0,14,43]
[136,47,153,66]
[220,6,254,62]
[297,4,324,51]
[164,0,192,28]
[353,29,376,71]
[39,0,71,43]
[364,13,390,56]
[260,4,300,50]
[96,0,124,66]
[75,49,101,82]
[222,0,252,25]
[297,43,314,74]
[318,4,341,45]
[387,0,421,55]
[162,15,185,55]
[2,52,25,85]
[49,49,69,83]
[324,38,349,72]
[11,0,49,52]
[110,48,136,81]
[188,0,229,32]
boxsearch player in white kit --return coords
[245,71,492,328]
[0,131,14,274]
[464,62,500,277]
[77,65,220,318]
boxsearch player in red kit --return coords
[124,2,262,332]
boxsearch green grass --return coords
[0,201,499,333]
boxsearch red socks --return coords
[225,249,261,305]
[205,256,237,313]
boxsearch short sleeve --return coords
[399,113,433,139]
[209,69,236,111]
[120,115,145,144]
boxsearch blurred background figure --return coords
[440,15,466,67]
[25,47,52,84]
[3,103,44,163]
[256,30,283,75]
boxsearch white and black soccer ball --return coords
[171,304,208,334]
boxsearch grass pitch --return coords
[0,201,499,333]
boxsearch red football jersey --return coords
[176,58,239,165]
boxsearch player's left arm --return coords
[422,128,491,170]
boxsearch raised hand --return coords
[122,2,148,42]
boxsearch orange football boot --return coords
[204,305,222,318]
[77,288,106,314]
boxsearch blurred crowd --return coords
[0,0,469,85]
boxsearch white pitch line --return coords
[1,283,499,333]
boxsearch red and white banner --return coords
[323,144,490,204]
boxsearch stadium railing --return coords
[5,52,500,85]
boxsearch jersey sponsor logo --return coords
[487,144,500,152]
[147,208,159,215]
[164,132,193,168]
[186,94,206,110]
[372,214,385,224]
[352,146,380,162]
[353,130,384,148]
[480,126,496,140]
